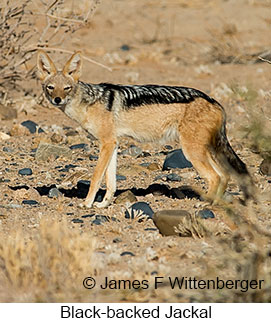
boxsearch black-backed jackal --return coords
[37,50,254,208]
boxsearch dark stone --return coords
[89,154,98,161]
[113,237,122,243]
[69,143,88,150]
[120,44,130,51]
[144,228,158,231]
[125,202,154,219]
[162,149,193,170]
[120,251,135,256]
[81,214,95,218]
[71,218,84,224]
[116,175,126,181]
[197,209,215,219]
[18,168,32,176]
[3,147,13,153]
[58,168,69,172]
[92,215,110,225]
[21,120,44,134]
[65,164,77,170]
[259,158,271,176]
[153,209,191,236]
[22,200,39,205]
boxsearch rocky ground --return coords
[0,0,270,302]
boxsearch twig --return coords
[258,56,271,64]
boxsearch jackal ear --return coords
[62,52,82,81]
[37,50,57,80]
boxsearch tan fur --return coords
[37,50,253,208]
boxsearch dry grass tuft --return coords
[0,217,96,302]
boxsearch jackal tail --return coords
[215,124,255,202]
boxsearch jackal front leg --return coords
[94,145,117,208]
[84,141,117,208]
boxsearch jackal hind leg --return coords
[180,142,222,204]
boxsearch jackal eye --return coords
[46,85,54,91]
[64,86,72,92]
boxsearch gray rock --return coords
[162,149,193,170]
[71,218,84,224]
[120,145,143,157]
[69,143,89,150]
[18,168,32,176]
[22,200,39,206]
[153,209,191,236]
[48,187,63,198]
[35,143,72,161]
[197,209,215,219]
[21,120,44,134]
[116,175,127,181]
[166,173,181,182]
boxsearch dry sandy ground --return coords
[0,0,270,302]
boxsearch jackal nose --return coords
[54,97,62,105]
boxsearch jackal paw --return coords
[94,199,110,208]
[78,201,93,209]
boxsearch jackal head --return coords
[37,50,81,109]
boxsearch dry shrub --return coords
[175,213,210,238]
[0,0,100,102]
[0,218,96,302]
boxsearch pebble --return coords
[89,154,98,161]
[71,218,84,224]
[92,215,110,225]
[35,143,72,161]
[69,143,88,150]
[18,168,32,176]
[81,214,95,218]
[22,200,39,205]
[48,187,63,198]
[120,44,130,51]
[197,209,215,219]
[3,147,13,153]
[120,251,135,256]
[125,202,154,219]
[21,120,44,134]
[0,103,17,120]
[153,209,191,236]
[0,132,10,141]
[116,175,127,181]
[162,149,193,170]
[259,158,271,176]
[166,173,182,182]
[113,237,122,243]
[114,190,137,205]
[120,145,143,157]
